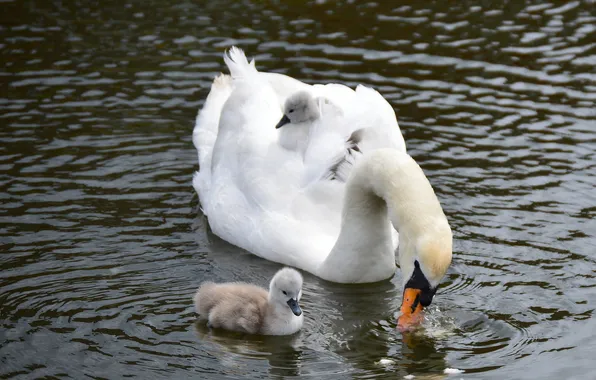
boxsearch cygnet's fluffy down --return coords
[276,91,345,156]
[193,267,304,335]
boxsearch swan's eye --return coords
[282,290,287,295]
[288,109,294,114]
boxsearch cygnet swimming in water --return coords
[193,267,304,335]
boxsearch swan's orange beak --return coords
[397,288,423,330]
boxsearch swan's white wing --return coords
[300,97,355,186]
[301,85,406,187]
[312,83,356,108]
[259,72,311,107]
[192,74,234,213]
[350,85,406,153]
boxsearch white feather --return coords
[193,46,452,285]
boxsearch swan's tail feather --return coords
[192,72,234,213]
[223,46,258,79]
[212,71,232,89]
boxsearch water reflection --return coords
[193,322,304,377]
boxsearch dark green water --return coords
[1,0,595,379]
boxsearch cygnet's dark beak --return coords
[275,114,290,129]
[286,298,302,316]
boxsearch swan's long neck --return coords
[317,149,452,284]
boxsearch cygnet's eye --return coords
[282,290,287,295]
[288,109,294,114]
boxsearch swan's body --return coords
[192,47,452,317]
[194,267,304,335]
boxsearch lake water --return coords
[1,0,595,379]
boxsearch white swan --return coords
[192,47,452,324]
[194,267,303,335]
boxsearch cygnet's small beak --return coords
[397,288,423,330]
[275,114,290,129]
[286,298,302,316]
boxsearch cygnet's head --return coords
[275,91,319,129]
[269,267,303,316]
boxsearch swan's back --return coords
[192,46,404,277]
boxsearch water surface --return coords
[1,0,595,379]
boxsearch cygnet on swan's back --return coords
[276,91,345,154]
[193,267,304,335]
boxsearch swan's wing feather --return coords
[300,84,406,195]
[302,130,350,186]
[300,97,355,186]
[256,72,312,110]
[312,83,356,108]
[192,74,234,212]
[351,85,406,153]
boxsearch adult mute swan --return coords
[192,47,452,325]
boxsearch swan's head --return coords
[275,91,319,129]
[269,267,304,316]
[398,226,452,328]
